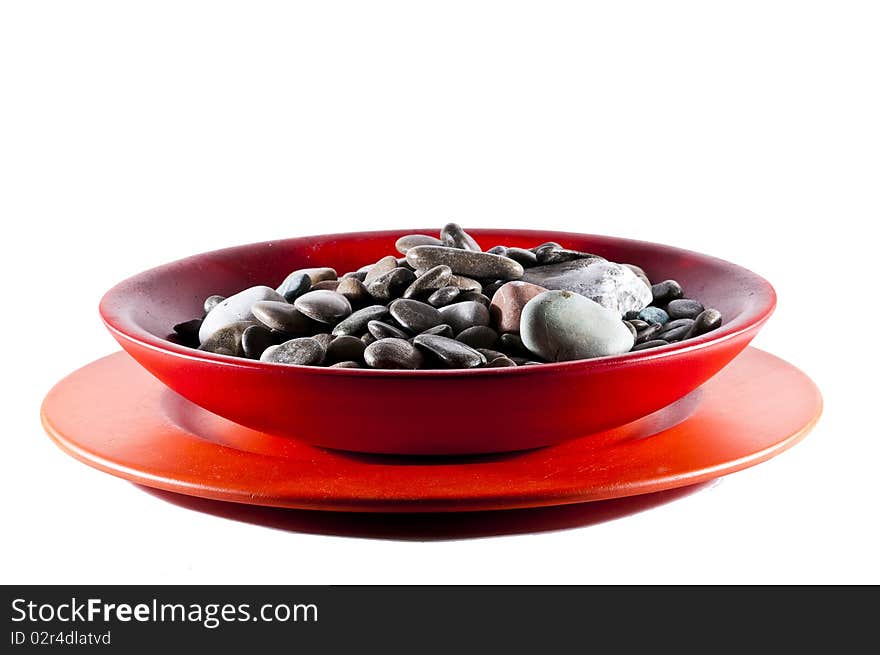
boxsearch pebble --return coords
[395,234,444,254]
[498,332,531,357]
[456,325,499,349]
[686,309,723,338]
[520,290,634,361]
[361,333,376,346]
[666,299,705,320]
[389,299,442,333]
[530,241,561,253]
[636,323,664,343]
[293,290,352,324]
[419,324,455,338]
[476,348,506,360]
[368,320,410,340]
[402,265,453,299]
[312,333,333,350]
[480,280,505,298]
[427,286,461,307]
[331,305,389,336]
[199,285,285,342]
[325,335,366,363]
[365,267,417,302]
[484,355,517,367]
[650,280,684,305]
[330,360,361,368]
[656,325,690,342]
[278,267,336,292]
[198,321,254,356]
[438,301,491,334]
[260,337,326,366]
[535,245,602,265]
[489,281,548,334]
[203,295,226,314]
[458,291,492,308]
[447,275,483,292]
[486,245,507,256]
[172,318,203,346]
[343,270,368,282]
[440,223,482,251]
[276,272,312,302]
[412,334,487,369]
[627,319,650,331]
[406,246,524,281]
[312,280,341,292]
[335,277,371,305]
[241,324,276,359]
[364,338,424,369]
[638,306,670,325]
[505,247,539,267]
[659,318,695,332]
[522,259,651,316]
[632,339,669,351]
[363,256,399,284]
[252,301,313,335]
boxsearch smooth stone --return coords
[332,305,389,336]
[484,355,516,368]
[389,299,442,333]
[636,323,664,343]
[529,241,561,253]
[686,309,723,338]
[293,290,352,324]
[666,299,705,320]
[342,270,368,282]
[199,285,285,342]
[365,267,417,302]
[367,320,410,340]
[650,280,684,305]
[427,286,461,307]
[419,324,455,338]
[447,275,483,292]
[276,272,312,302]
[312,280,341,292]
[277,267,335,293]
[395,234,444,254]
[363,255,399,284]
[535,246,602,265]
[498,332,531,356]
[522,259,651,317]
[438,301,491,334]
[203,295,226,314]
[440,222,482,251]
[476,348,506,360]
[252,301,318,336]
[520,290,635,361]
[402,265,453,299]
[505,247,539,267]
[260,337,326,366]
[364,338,424,369]
[655,324,691,342]
[456,325,498,349]
[361,333,376,346]
[659,318,695,332]
[241,324,276,359]
[325,335,366,363]
[457,291,491,308]
[335,277,372,305]
[487,245,507,256]
[172,318,202,346]
[412,334,487,369]
[330,360,361,368]
[198,321,255,357]
[628,319,650,331]
[638,306,670,325]
[489,281,548,335]
[311,332,333,350]
[632,339,669,351]
[480,280,505,298]
[396,257,415,271]
[406,246,523,281]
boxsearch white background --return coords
[1,2,878,584]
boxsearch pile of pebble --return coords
[171,224,722,369]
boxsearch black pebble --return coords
[667,299,704,320]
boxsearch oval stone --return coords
[686,308,723,338]
[427,286,461,307]
[650,280,684,305]
[484,355,517,367]
[666,299,705,320]
[367,320,409,340]
[632,339,669,351]
[199,285,285,342]
[172,318,203,346]
[440,222,482,251]
[293,290,352,324]
[260,337,326,366]
[395,234,443,254]
[276,272,312,302]
[330,360,361,368]
[364,338,424,369]
[363,255,399,284]
[277,267,336,293]
[252,301,318,336]
[438,301,491,334]
[198,320,255,356]
[456,325,498,349]
[365,267,417,302]
[412,334,487,369]
[638,306,670,325]
[520,290,635,361]
[656,324,691,342]
[447,275,483,292]
[489,281,548,334]
[325,335,367,363]
[402,265,453,299]
[335,277,371,306]
[406,245,524,281]
[457,291,491,308]
[419,323,455,338]
[498,332,531,357]
[241,324,277,359]
[504,247,539,267]
[332,305,389,336]
[389,299,442,333]
[203,295,226,314]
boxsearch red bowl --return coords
[100,229,775,455]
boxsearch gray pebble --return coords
[343,270,368,282]
[480,280,505,298]
[484,355,517,368]
[456,325,498,349]
[364,338,424,369]
[419,324,455,338]
[535,245,602,265]
[276,272,312,302]
[427,286,461,307]
[638,306,670,325]
[447,275,483,292]
[335,277,371,306]
[666,299,704,320]
[412,334,487,369]
[406,245,523,281]
[260,337,326,366]
[651,280,684,305]
[330,360,362,368]
[632,339,669,351]
[311,332,333,350]
[498,332,531,356]
[636,323,664,343]
[173,318,202,346]
[241,324,277,359]
[440,223,482,251]
[332,305,389,336]
[389,299,442,333]
[252,301,318,336]
[396,257,415,271]
[365,267,417,302]
[325,335,366,363]
[395,234,443,254]
[198,321,256,357]
[293,290,353,324]
[476,348,507,360]
[361,333,376,346]
[402,265,453,299]
[686,309,723,338]
[438,301,491,334]
[203,295,226,314]
[199,285,285,342]
[487,245,507,256]
[656,323,693,342]
[457,291,492,308]
[277,267,336,293]
[505,247,539,267]
[529,241,561,253]
[312,280,341,292]
[628,319,650,331]
[367,320,410,340]
[363,256,399,284]
[660,318,695,332]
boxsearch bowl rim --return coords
[99,228,776,378]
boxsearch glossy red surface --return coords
[100,229,776,454]
[41,349,820,513]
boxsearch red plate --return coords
[41,348,821,513]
